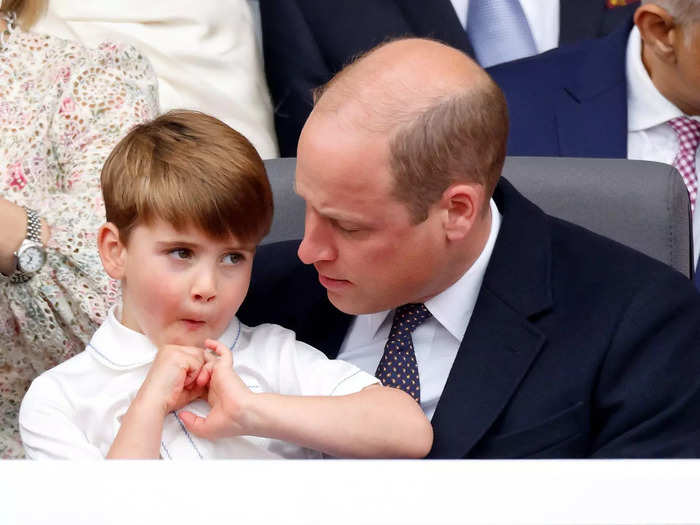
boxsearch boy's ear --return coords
[98,223,127,279]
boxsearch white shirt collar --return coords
[364,198,502,341]
[87,304,240,370]
[626,26,685,132]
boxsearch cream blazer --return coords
[34,0,279,159]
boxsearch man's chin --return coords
[326,290,385,316]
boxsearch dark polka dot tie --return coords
[374,303,431,403]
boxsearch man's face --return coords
[119,219,255,348]
[295,115,448,315]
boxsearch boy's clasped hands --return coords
[132,339,249,441]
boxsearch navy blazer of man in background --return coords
[239,180,700,459]
[488,18,634,158]
[259,0,639,156]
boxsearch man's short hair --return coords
[314,40,509,223]
[388,82,509,222]
[642,0,700,25]
[101,110,273,245]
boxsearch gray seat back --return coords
[263,156,692,277]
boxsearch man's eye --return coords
[334,221,360,233]
[223,253,243,265]
[169,248,192,260]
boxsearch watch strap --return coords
[5,207,44,283]
[24,207,42,243]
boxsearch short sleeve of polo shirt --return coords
[234,322,380,397]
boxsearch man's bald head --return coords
[307,38,509,222]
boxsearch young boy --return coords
[19,110,433,459]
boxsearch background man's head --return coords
[295,38,509,314]
[636,0,700,115]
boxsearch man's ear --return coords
[97,222,127,280]
[635,4,679,63]
[439,183,484,241]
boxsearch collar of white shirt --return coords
[87,305,240,370]
[362,198,502,343]
[626,26,686,132]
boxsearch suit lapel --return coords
[555,21,632,158]
[428,179,552,458]
[397,0,474,56]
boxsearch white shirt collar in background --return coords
[626,26,684,132]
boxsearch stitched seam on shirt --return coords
[230,317,241,351]
[329,369,372,396]
[173,411,204,459]
[161,440,172,460]
[87,342,128,368]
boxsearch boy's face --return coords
[117,219,255,348]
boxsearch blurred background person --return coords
[258,0,640,156]
[0,0,158,458]
[488,0,700,281]
[34,0,278,159]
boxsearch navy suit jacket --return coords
[259,0,639,156]
[488,19,633,158]
[238,178,700,458]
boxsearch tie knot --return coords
[669,116,700,149]
[390,303,431,336]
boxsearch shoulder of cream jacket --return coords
[34,0,279,159]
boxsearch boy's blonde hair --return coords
[101,110,273,245]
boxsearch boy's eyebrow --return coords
[155,240,257,252]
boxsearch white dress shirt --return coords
[450,0,560,55]
[20,307,378,459]
[338,199,502,420]
[626,26,700,265]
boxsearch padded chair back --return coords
[262,157,692,277]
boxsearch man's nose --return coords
[297,207,336,264]
[191,267,217,303]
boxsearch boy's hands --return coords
[133,344,211,418]
[178,339,254,440]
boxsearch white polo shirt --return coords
[19,307,379,459]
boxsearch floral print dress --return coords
[0,20,159,458]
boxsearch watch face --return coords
[18,245,46,273]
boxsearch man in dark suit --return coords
[488,0,700,272]
[259,0,639,156]
[238,37,700,458]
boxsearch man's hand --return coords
[178,339,254,440]
[133,344,210,418]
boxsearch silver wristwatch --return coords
[8,207,46,283]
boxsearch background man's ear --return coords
[635,4,678,63]
[97,223,127,280]
[440,183,483,241]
